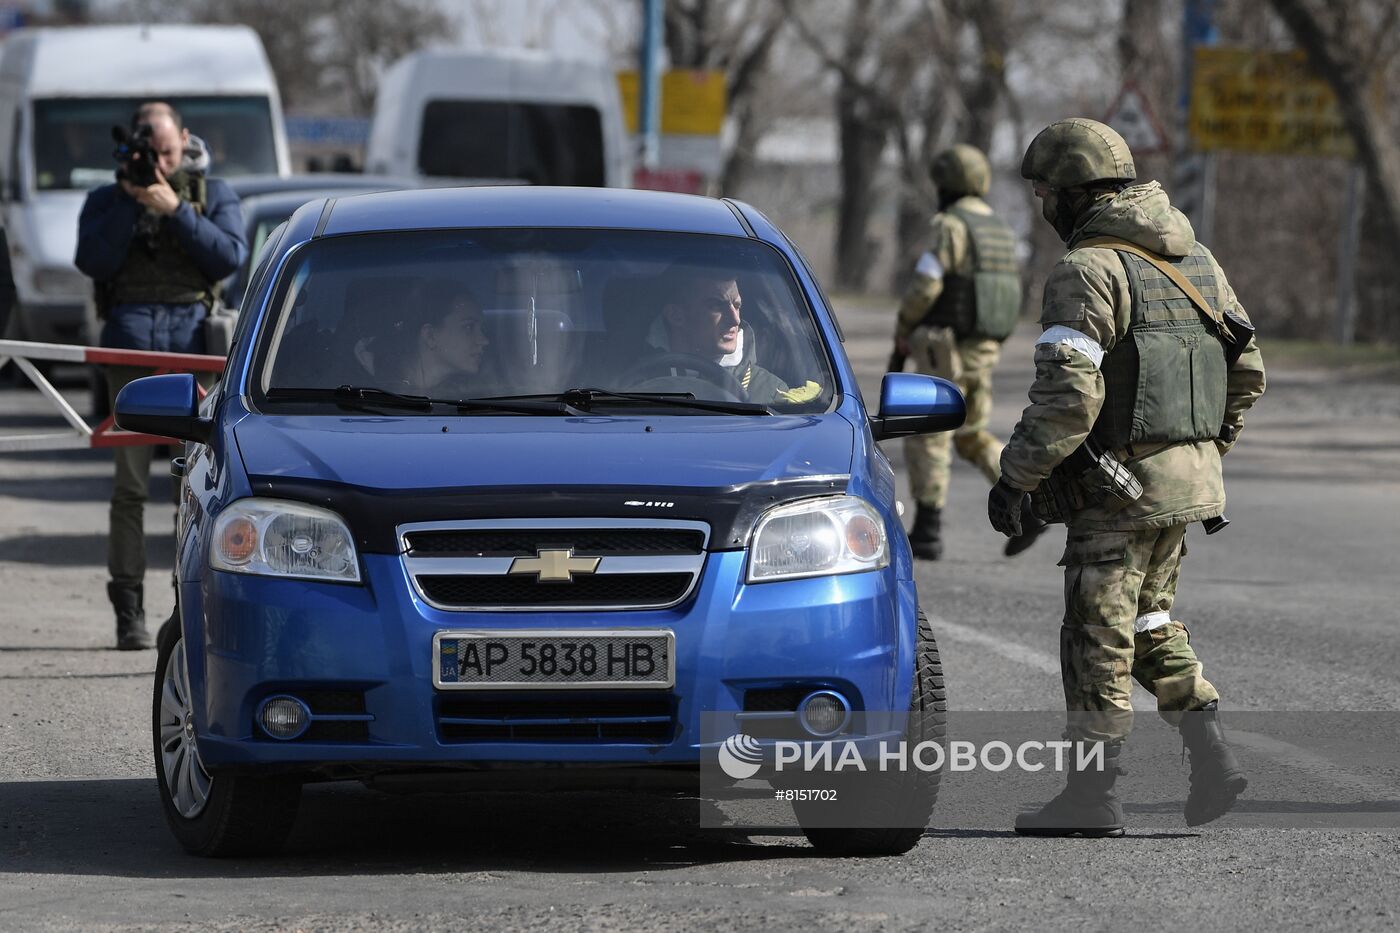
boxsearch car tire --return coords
[152,621,302,857]
[797,610,946,856]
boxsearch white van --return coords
[0,25,290,344]
[366,49,630,189]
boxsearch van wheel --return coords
[153,624,301,857]
[797,610,946,856]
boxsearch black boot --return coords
[108,581,152,650]
[1015,741,1125,837]
[1179,701,1247,826]
[908,504,943,560]
[1003,497,1050,557]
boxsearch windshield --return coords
[254,229,836,415]
[32,96,278,190]
[418,100,605,186]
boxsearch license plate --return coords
[433,630,675,690]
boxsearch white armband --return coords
[1036,325,1105,369]
[1134,611,1172,634]
[914,251,944,280]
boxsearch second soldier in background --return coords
[892,144,1045,559]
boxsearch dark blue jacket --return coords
[75,178,245,354]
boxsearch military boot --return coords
[908,504,943,560]
[1015,741,1125,837]
[108,581,152,651]
[1179,701,1248,826]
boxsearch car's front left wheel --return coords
[153,622,301,857]
[795,610,946,856]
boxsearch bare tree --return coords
[660,0,786,196]
[109,0,452,115]
[783,0,1027,292]
[1269,0,1400,246]
[321,0,455,115]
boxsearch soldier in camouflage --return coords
[989,119,1267,837]
[892,144,1046,559]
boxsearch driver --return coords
[646,267,821,405]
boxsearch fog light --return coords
[798,690,851,737]
[258,696,311,740]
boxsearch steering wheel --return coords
[618,352,747,403]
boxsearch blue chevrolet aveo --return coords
[115,187,965,857]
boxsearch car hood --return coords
[234,414,854,490]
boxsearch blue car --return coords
[115,186,965,857]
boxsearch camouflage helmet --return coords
[1020,118,1136,189]
[930,144,991,197]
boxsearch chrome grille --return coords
[406,528,705,556]
[399,518,709,612]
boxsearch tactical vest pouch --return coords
[922,207,1021,341]
[1032,437,1142,523]
[920,274,974,334]
[968,267,1021,341]
[1125,319,1227,444]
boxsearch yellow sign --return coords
[617,69,726,136]
[1189,47,1354,158]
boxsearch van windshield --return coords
[32,96,278,190]
[418,100,605,186]
[254,229,836,415]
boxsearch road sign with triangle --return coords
[1105,83,1169,155]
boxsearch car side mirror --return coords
[869,373,966,441]
[114,373,213,445]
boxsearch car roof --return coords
[226,173,416,199]
[314,186,751,238]
[241,185,412,217]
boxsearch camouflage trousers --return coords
[105,365,214,589]
[904,327,1003,508]
[1059,524,1219,742]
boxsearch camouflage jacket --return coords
[999,182,1267,531]
[894,195,992,340]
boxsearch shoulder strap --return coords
[1076,235,1232,339]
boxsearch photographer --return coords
[74,101,245,650]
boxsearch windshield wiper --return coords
[266,386,576,416]
[483,388,774,416]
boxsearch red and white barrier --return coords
[0,339,225,452]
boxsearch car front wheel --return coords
[153,623,301,857]
[796,609,946,856]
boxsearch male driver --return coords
[647,268,821,406]
[892,144,1042,559]
[991,119,1266,836]
[75,102,245,649]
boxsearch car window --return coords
[417,100,605,186]
[253,229,835,413]
[32,96,277,190]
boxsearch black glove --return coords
[988,478,1028,537]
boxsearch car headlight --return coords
[210,498,360,582]
[747,495,889,583]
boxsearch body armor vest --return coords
[1090,243,1229,449]
[106,172,214,308]
[924,206,1021,341]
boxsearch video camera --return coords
[111,123,159,186]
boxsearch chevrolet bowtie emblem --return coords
[508,547,601,583]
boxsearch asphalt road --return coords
[2,301,1399,931]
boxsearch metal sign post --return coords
[1334,163,1365,346]
[638,0,663,171]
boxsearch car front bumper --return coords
[184,550,917,774]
